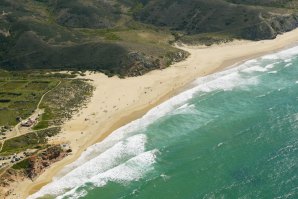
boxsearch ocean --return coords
[29,46,298,199]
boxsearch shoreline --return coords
[10,28,298,198]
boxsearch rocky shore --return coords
[0,146,70,198]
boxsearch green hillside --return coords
[136,0,298,42]
[0,0,298,75]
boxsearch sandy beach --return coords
[9,28,298,198]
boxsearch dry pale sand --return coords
[9,28,298,199]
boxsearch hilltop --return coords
[0,0,298,75]
[136,0,298,43]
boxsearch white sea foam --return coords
[245,59,258,64]
[57,150,158,199]
[262,46,298,60]
[58,150,157,199]
[262,54,280,60]
[268,71,277,74]
[173,103,197,115]
[90,149,157,186]
[217,142,224,147]
[242,65,267,73]
[28,134,150,198]
[195,72,259,92]
[176,103,192,110]
[61,189,88,199]
[285,58,293,63]
[265,64,275,69]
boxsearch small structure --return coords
[61,144,72,153]
[21,118,36,127]
[16,116,22,122]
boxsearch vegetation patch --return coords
[37,79,94,127]
[0,71,59,126]
[32,120,49,131]
[0,99,10,103]
[12,159,31,170]
[180,33,234,46]
[0,127,60,156]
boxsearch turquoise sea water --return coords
[30,46,298,199]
